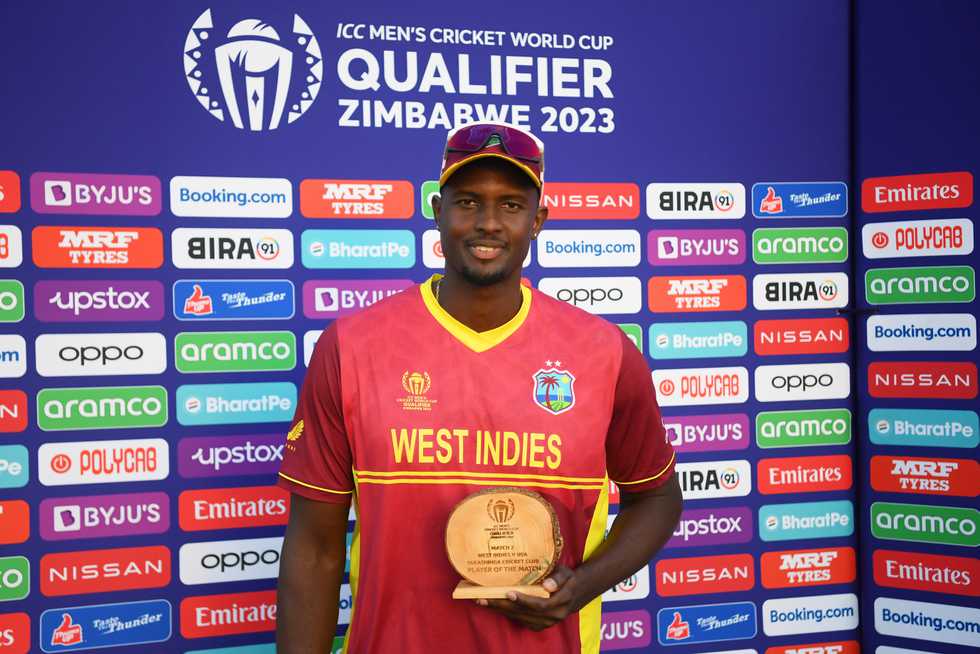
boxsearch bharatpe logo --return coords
[666,507,753,549]
[176,382,296,425]
[302,229,415,269]
[38,492,169,541]
[868,408,978,449]
[0,445,28,489]
[862,218,973,259]
[875,597,980,648]
[752,182,848,218]
[866,265,975,304]
[646,183,746,219]
[656,601,756,645]
[752,227,848,264]
[759,500,854,542]
[179,536,283,585]
[175,331,296,373]
[35,280,164,322]
[37,386,168,431]
[756,409,852,449]
[867,313,977,352]
[650,321,747,360]
[40,599,171,652]
[173,280,295,320]
[663,413,749,453]
[183,9,321,130]
[178,434,284,478]
[871,501,980,547]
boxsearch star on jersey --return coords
[533,364,576,415]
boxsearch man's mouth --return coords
[468,243,505,260]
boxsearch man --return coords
[277,121,682,653]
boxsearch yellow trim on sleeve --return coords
[278,472,354,495]
[578,476,608,654]
[611,450,676,486]
[420,274,532,353]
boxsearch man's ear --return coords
[531,204,548,239]
[431,190,443,230]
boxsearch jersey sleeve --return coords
[606,330,676,494]
[277,322,354,504]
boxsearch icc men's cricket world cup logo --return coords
[183,8,322,131]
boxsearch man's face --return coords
[433,158,547,287]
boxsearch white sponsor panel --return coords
[538,276,641,315]
[0,226,23,268]
[179,536,283,584]
[877,648,940,654]
[601,565,650,602]
[171,228,294,269]
[646,183,746,219]
[675,459,752,500]
[862,218,973,259]
[38,438,169,486]
[422,228,530,269]
[339,583,353,625]
[652,367,749,407]
[753,272,849,310]
[303,329,321,367]
[35,332,167,377]
[755,363,850,402]
[762,593,859,636]
[874,597,980,647]
[0,335,26,378]
[867,313,976,352]
[537,230,641,267]
[170,176,293,218]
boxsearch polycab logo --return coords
[179,486,289,531]
[752,227,848,264]
[302,279,413,318]
[862,218,973,258]
[0,389,26,431]
[39,492,169,541]
[541,182,640,220]
[537,229,641,268]
[0,171,21,213]
[762,593,858,637]
[29,172,161,215]
[866,265,975,304]
[180,589,276,638]
[766,641,858,654]
[0,226,23,268]
[656,601,757,645]
[35,280,164,322]
[40,599,171,652]
[180,536,283,584]
[656,554,754,596]
[868,313,977,352]
[758,455,852,494]
[870,455,979,497]
[663,413,749,453]
[300,179,413,218]
[538,276,642,315]
[650,321,747,360]
[35,333,167,377]
[861,171,973,212]
[753,272,849,310]
[754,363,851,403]
[871,501,980,547]
[0,612,29,654]
[756,409,852,449]
[38,439,169,487]
[172,228,294,269]
[759,500,854,542]
[0,500,29,544]
[176,382,296,425]
[40,545,170,596]
[653,366,749,407]
[32,226,163,268]
[602,566,651,602]
[667,507,753,549]
[752,182,848,218]
[868,361,977,399]
[173,279,295,320]
[675,460,752,500]
[754,318,849,356]
[873,549,979,597]
[301,229,415,269]
[649,275,746,313]
[171,176,292,218]
[647,229,745,266]
[868,408,979,449]
[760,547,856,589]
[600,610,652,650]
[646,183,746,219]
[177,434,284,478]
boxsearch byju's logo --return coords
[647,229,745,266]
[39,492,169,541]
[663,413,749,453]
[183,9,322,130]
[30,172,161,216]
[302,279,412,318]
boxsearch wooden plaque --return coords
[445,487,563,599]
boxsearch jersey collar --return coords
[420,274,532,353]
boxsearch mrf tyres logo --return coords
[32,227,164,269]
[760,546,856,589]
[648,275,746,313]
[184,9,322,130]
[871,455,979,497]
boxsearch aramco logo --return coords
[487,497,516,524]
[183,9,322,130]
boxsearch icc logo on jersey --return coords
[533,364,576,415]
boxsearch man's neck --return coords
[436,274,524,333]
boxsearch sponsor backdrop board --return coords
[0,0,929,651]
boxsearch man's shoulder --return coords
[336,283,423,328]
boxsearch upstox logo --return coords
[756,409,852,449]
[871,501,979,547]
[869,408,978,449]
[175,331,296,373]
[752,227,848,264]
[866,265,975,304]
[649,321,747,360]
[176,382,296,425]
[302,229,415,268]
[37,386,168,431]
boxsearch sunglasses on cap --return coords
[445,123,544,163]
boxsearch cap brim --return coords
[439,152,542,188]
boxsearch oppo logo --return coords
[557,286,622,305]
[539,277,641,315]
[201,547,279,572]
[36,333,167,377]
[179,536,283,584]
[755,363,850,402]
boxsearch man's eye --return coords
[457,198,477,207]
[504,202,523,211]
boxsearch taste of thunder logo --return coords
[183,9,322,130]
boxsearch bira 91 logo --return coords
[0,390,28,433]
[0,171,21,213]
[32,227,164,268]
[862,218,974,258]
[542,182,641,220]
[0,611,29,654]
[675,460,751,500]
[602,566,651,602]
[172,228,294,269]
[40,545,171,596]
[177,434,284,478]
[754,318,849,356]
[873,549,979,597]
[37,385,168,431]
[868,361,978,399]
[667,507,753,549]
[175,331,296,373]
[861,171,973,212]
[173,279,295,320]
[760,546,856,589]
[180,589,276,638]
[656,553,754,596]
[656,601,756,646]
[663,413,749,453]
[653,367,749,407]
[38,438,169,487]
[648,275,746,313]
[870,455,979,497]
[600,610,652,650]
[0,500,30,544]
[871,501,980,547]
[176,382,296,425]
[758,455,852,494]
[0,226,23,268]
[302,279,413,318]
[29,172,161,215]
[179,485,289,531]
[646,183,746,219]
[765,641,859,654]
[300,179,413,218]
[753,272,849,310]
[40,599,171,652]
[647,229,746,266]
[752,182,848,218]
[35,280,165,322]
[868,407,979,449]
[39,492,169,541]
[866,265,975,304]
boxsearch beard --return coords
[457,260,511,286]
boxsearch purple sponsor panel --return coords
[665,506,753,549]
[39,491,169,541]
[178,434,284,478]
[30,171,162,215]
[664,413,750,453]
[302,278,414,319]
[647,229,746,266]
[34,280,165,322]
[600,610,653,650]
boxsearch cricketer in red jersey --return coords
[277,122,682,654]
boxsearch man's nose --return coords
[474,206,504,232]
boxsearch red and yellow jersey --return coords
[278,274,674,654]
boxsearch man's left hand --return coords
[477,565,584,631]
